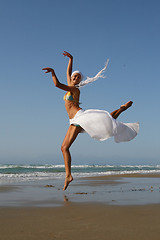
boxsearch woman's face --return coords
[71,73,81,85]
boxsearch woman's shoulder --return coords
[73,87,80,96]
[69,86,80,95]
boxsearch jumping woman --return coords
[42,51,139,190]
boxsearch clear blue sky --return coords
[0,0,160,165]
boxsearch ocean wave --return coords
[0,164,160,170]
[0,172,65,184]
[0,169,160,184]
[0,164,65,169]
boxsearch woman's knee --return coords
[61,143,69,153]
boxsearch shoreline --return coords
[1,174,160,239]
[0,173,160,207]
[83,172,160,179]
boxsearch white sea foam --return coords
[0,168,160,184]
[0,163,160,185]
[0,164,160,169]
[0,172,65,184]
[0,164,65,169]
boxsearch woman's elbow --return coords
[54,82,61,88]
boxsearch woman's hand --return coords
[42,67,55,74]
[63,51,73,59]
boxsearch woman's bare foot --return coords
[63,175,73,191]
[120,101,133,111]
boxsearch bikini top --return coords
[64,92,81,104]
[63,92,74,101]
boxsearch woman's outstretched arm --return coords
[63,51,73,85]
[42,67,77,93]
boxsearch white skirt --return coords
[69,109,139,143]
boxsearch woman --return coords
[42,51,139,190]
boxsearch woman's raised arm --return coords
[63,51,73,85]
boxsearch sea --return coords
[0,164,160,184]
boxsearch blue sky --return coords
[0,0,160,165]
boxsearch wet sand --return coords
[1,204,160,240]
[0,173,160,206]
[0,174,160,239]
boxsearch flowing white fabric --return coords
[76,59,109,88]
[70,109,139,142]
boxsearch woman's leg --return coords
[110,101,133,119]
[61,125,82,190]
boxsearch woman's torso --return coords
[64,90,81,119]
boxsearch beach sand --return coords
[1,204,160,240]
[0,174,160,240]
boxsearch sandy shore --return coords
[86,173,160,179]
[1,204,160,240]
[0,174,160,239]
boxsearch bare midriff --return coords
[65,100,81,119]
